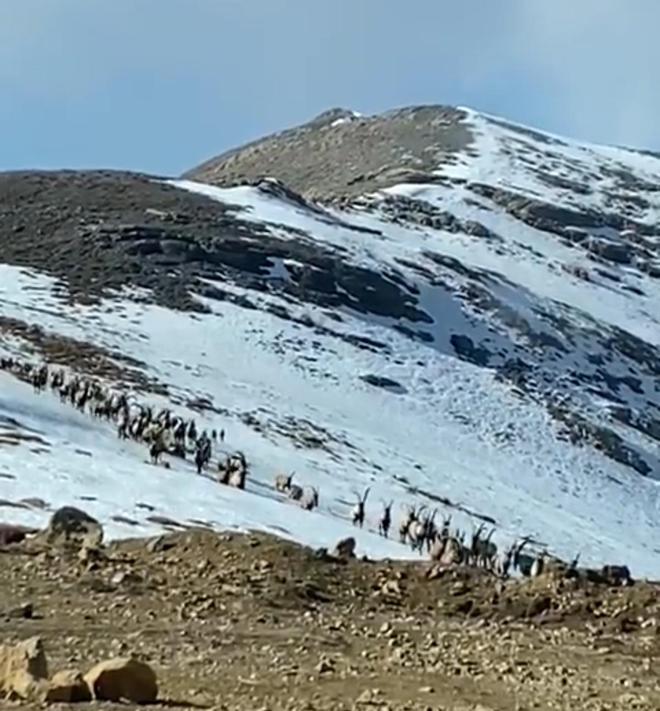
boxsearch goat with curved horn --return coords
[378,500,393,538]
[351,487,370,528]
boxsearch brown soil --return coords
[2,529,660,710]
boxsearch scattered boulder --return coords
[588,238,633,265]
[145,534,177,554]
[315,656,335,675]
[46,669,92,703]
[2,602,34,620]
[313,546,330,560]
[0,523,35,546]
[7,671,49,703]
[78,541,106,567]
[360,373,407,394]
[0,637,49,700]
[45,506,103,548]
[84,656,158,704]
[332,536,356,560]
[110,570,143,588]
[601,564,633,587]
[450,333,491,366]
[19,497,50,511]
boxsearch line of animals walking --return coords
[0,356,633,585]
[1,357,247,487]
[275,474,550,579]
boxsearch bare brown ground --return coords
[1,529,660,710]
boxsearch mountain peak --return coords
[183,104,471,198]
[308,107,363,126]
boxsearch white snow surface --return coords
[448,108,660,226]
[1,106,660,575]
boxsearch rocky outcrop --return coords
[468,183,657,270]
[449,334,492,367]
[0,637,156,704]
[44,506,103,548]
[376,194,503,242]
[548,403,652,477]
[0,637,49,701]
[360,374,407,393]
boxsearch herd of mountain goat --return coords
[0,356,633,585]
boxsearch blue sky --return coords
[2,0,659,175]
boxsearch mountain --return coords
[1,106,659,576]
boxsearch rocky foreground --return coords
[1,514,660,710]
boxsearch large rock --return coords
[7,671,49,702]
[332,537,356,560]
[45,506,103,548]
[601,564,632,587]
[360,373,407,394]
[0,523,35,546]
[0,637,49,700]
[590,241,632,264]
[84,656,158,703]
[46,669,92,703]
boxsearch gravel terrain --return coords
[2,528,660,710]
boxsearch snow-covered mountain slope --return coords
[1,105,659,576]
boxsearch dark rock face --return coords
[466,183,658,272]
[46,506,103,546]
[0,172,428,324]
[591,240,632,265]
[449,334,492,367]
[360,374,407,394]
[0,170,251,312]
[548,403,653,477]
[375,194,503,243]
